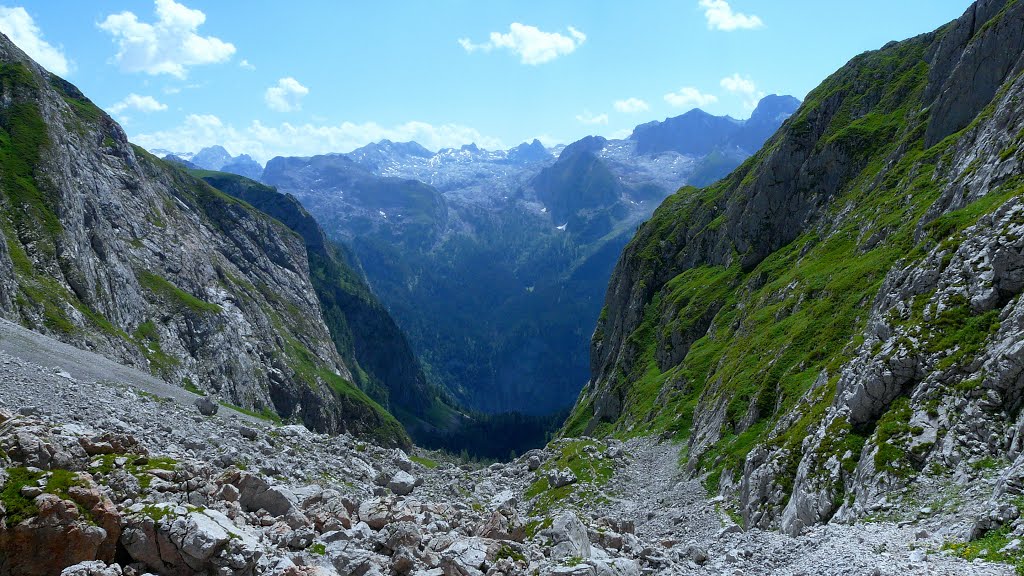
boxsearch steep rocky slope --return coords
[192,170,459,438]
[570,0,1024,537]
[0,34,405,446]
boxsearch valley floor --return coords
[0,318,1012,575]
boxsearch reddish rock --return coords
[0,494,110,576]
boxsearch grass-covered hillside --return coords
[569,0,1024,530]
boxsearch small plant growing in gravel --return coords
[496,544,526,563]
[307,542,326,556]
[944,522,1024,575]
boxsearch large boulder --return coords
[474,508,525,542]
[236,472,298,516]
[543,513,591,561]
[65,475,123,561]
[194,396,219,416]
[439,537,497,576]
[357,498,392,530]
[120,503,261,576]
[387,471,418,496]
[546,468,578,489]
[0,494,111,576]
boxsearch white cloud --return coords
[663,87,718,108]
[98,0,235,78]
[613,97,649,114]
[264,77,308,112]
[575,111,608,126]
[0,6,71,75]
[720,73,756,94]
[699,0,763,31]
[108,93,167,115]
[130,114,505,164]
[239,59,255,70]
[459,23,585,65]
[720,73,765,109]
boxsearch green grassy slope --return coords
[568,6,1024,495]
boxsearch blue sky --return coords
[1,0,973,163]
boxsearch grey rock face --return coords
[0,34,405,445]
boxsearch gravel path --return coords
[587,438,1013,575]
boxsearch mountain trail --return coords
[584,437,1013,575]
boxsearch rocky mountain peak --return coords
[748,94,802,124]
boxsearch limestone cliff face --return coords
[0,35,406,446]
[194,171,455,438]
[571,0,1024,532]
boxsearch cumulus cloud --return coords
[264,77,308,112]
[613,98,649,114]
[699,0,763,31]
[130,115,505,164]
[98,0,235,78]
[720,73,756,94]
[720,73,765,108]
[663,87,718,108]
[0,6,71,75]
[459,23,585,65]
[239,59,255,70]
[575,111,608,126]
[108,93,167,115]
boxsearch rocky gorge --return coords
[3,0,1024,574]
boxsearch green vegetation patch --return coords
[496,544,526,563]
[524,438,616,516]
[1,467,43,525]
[92,453,178,489]
[872,397,919,478]
[183,378,205,396]
[132,320,180,376]
[945,499,1024,576]
[1,467,92,525]
[137,270,222,315]
[218,401,282,424]
[561,28,1024,508]
[410,454,438,469]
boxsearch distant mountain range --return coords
[155,145,264,181]
[254,95,800,415]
